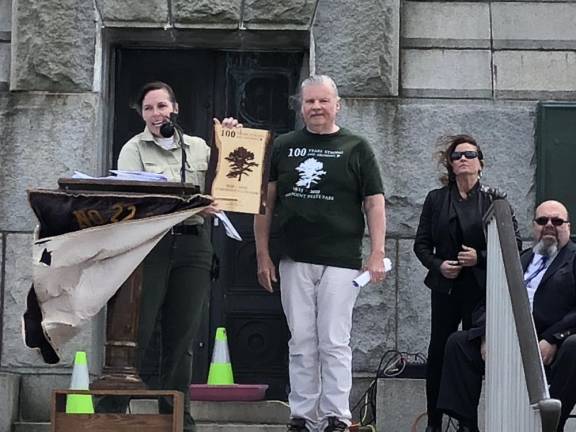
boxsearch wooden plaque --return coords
[207,124,272,215]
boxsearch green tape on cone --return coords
[215,327,227,341]
[66,394,95,414]
[66,351,94,414]
[208,363,234,385]
[207,327,234,385]
[74,351,87,366]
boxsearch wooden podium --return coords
[56,178,203,389]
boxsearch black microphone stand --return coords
[160,113,187,184]
[174,124,187,185]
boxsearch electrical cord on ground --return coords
[410,412,427,432]
[351,349,427,430]
[410,412,458,432]
[277,400,291,408]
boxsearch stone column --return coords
[312,0,400,97]
[11,0,96,91]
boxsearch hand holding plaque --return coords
[207,124,272,214]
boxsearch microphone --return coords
[159,112,179,138]
[158,112,187,184]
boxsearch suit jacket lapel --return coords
[521,250,534,273]
[539,243,574,287]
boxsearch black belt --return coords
[170,225,200,235]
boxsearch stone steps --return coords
[13,423,287,432]
[185,400,289,424]
[10,379,576,432]
[13,424,48,432]
[0,373,20,432]
[13,399,290,432]
[376,378,576,432]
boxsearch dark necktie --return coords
[524,256,548,287]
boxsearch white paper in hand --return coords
[215,212,242,241]
[353,258,392,288]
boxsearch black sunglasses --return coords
[450,150,480,161]
[534,217,568,226]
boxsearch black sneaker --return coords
[324,417,349,432]
[287,417,309,431]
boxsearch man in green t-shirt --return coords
[254,75,387,432]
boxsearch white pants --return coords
[279,259,361,432]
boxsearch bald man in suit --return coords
[437,200,576,432]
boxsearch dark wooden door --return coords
[536,103,576,228]
[210,52,303,400]
[112,48,303,399]
[112,49,217,167]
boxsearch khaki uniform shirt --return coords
[118,127,211,225]
[118,127,210,186]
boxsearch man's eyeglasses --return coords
[534,217,568,226]
[450,151,480,161]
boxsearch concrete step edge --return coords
[131,399,290,423]
[13,422,288,432]
[0,373,20,432]
[13,421,288,425]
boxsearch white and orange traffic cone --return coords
[207,327,234,385]
[65,351,94,414]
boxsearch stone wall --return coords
[313,0,400,96]
[0,0,320,422]
[95,0,318,29]
[342,99,536,369]
[1,0,575,423]
[0,0,105,422]
[11,0,96,92]
[401,0,576,99]
[0,0,11,90]
[0,91,102,420]
[309,0,575,372]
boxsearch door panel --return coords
[112,49,216,167]
[536,103,576,226]
[113,48,218,386]
[210,52,303,399]
[223,51,302,133]
[211,212,289,398]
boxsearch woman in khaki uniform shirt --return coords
[117,81,239,431]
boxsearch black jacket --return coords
[467,242,576,345]
[413,182,521,294]
[521,242,576,344]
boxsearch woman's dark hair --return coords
[436,134,484,185]
[132,81,177,115]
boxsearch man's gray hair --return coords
[300,75,340,99]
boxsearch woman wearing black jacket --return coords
[413,134,521,432]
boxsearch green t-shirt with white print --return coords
[270,127,384,269]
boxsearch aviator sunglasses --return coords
[450,150,481,161]
[534,217,568,226]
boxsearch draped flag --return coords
[23,188,212,364]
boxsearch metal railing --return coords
[484,200,561,431]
